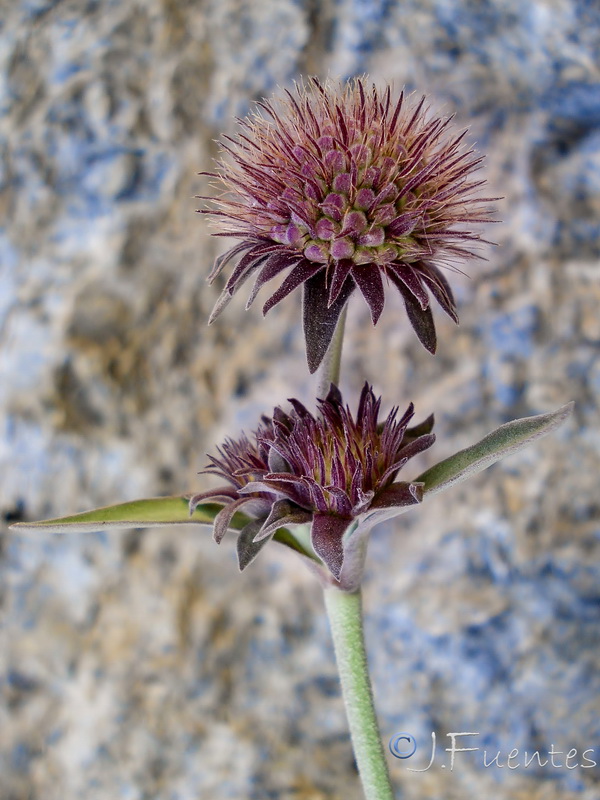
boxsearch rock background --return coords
[1,1,599,798]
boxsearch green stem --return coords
[316,305,347,398]
[324,586,394,800]
[316,303,393,797]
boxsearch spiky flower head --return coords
[190,383,435,590]
[200,77,494,372]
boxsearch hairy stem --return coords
[316,305,347,398]
[316,302,393,797]
[324,586,394,800]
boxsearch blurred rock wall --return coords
[2,1,599,799]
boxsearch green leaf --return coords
[9,495,318,562]
[417,402,574,498]
[9,496,246,533]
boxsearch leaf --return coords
[9,495,318,562]
[416,402,574,498]
[8,496,233,533]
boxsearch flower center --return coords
[269,130,424,268]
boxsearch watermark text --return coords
[388,731,597,772]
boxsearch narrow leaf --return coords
[417,403,574,497]
[9,497,230,533]
[10,496,319,562]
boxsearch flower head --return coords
[190,383,435,589]
[200,77,494,372]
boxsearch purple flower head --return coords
[200,77,495,372]
[190,383,435,589]
[186,416,287,548]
